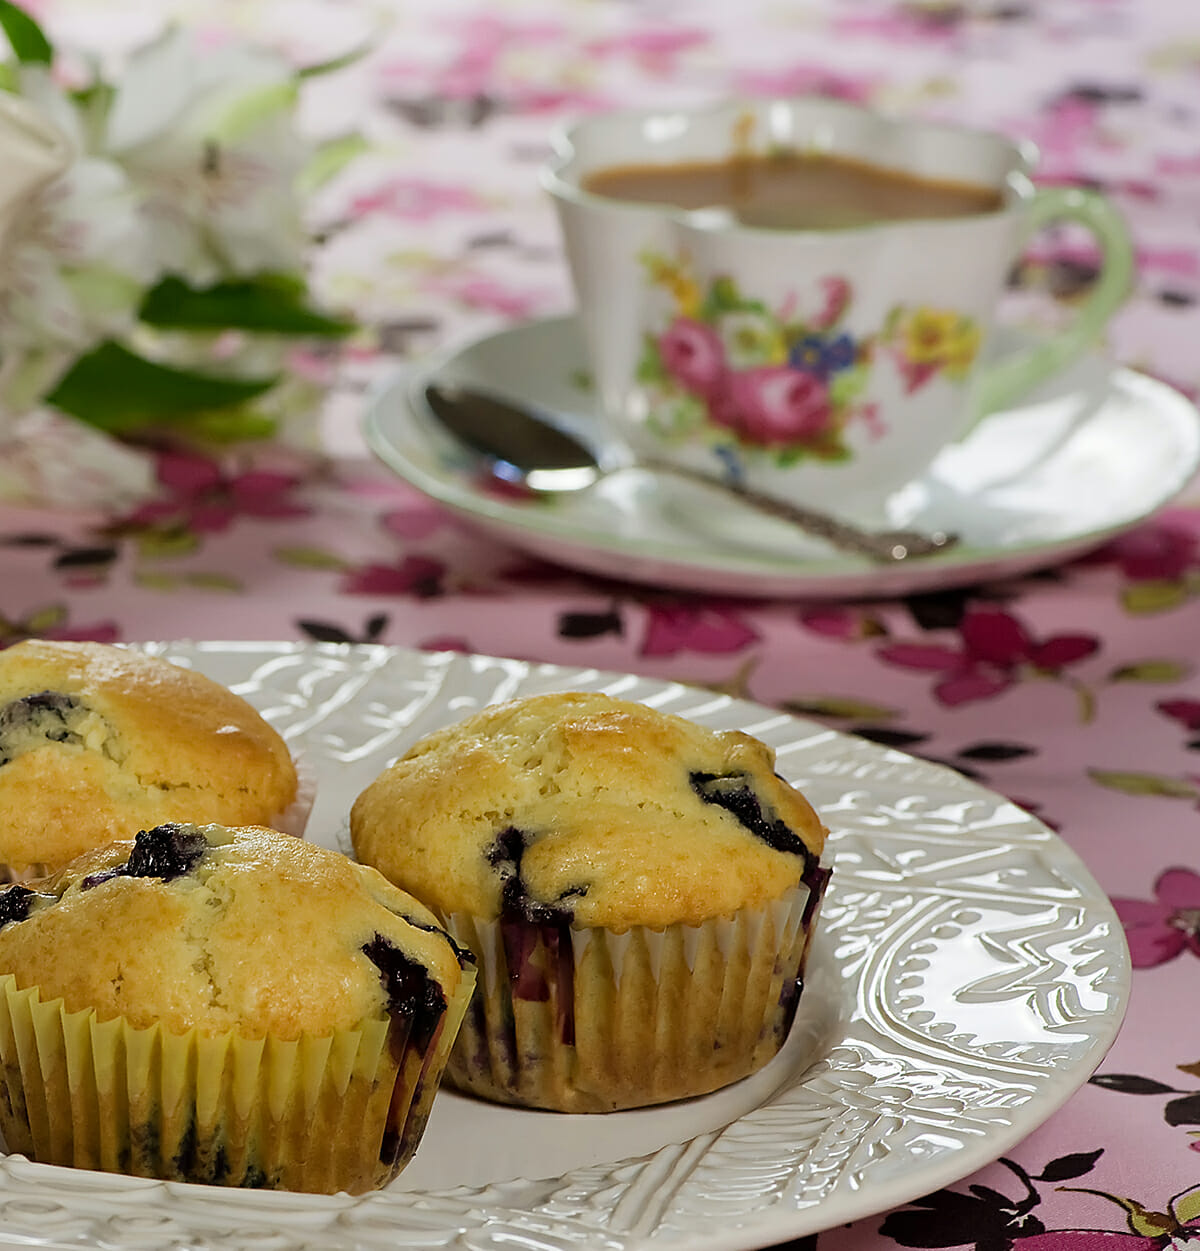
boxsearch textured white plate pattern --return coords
[0,643,1130,1251]
[363,315,1200,599]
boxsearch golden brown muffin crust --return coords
[0,641,299,872]
[0,824,469,1040]
[351,691,827,930]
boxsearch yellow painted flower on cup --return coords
[886,305,981,393]
[902,307,965,364]
[641,252,701,318]
[942,319,982,379]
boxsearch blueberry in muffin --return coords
[0,641,309,878]
[351,690,830,1112]
[0,822,475,1193]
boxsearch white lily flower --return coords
[0,82,155,412]
[105,27,311,285]
[0,406,154,510]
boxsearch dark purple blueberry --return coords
[487,826,579,926]
[0,691,86,764]
[801,858,832,930]
[486,827,579,1039]
[80,869,121,891]
[394,912,476,970]
[689,771,808,858]
[0,885,57,927]
[0,885,34,928]
[0,690,79,728]
[777,973,803,1037]
[485,826,525,871]
[82,825,210,890]
[123,824,209,881]
[362,934,446,1054]
[499,916,550,1001]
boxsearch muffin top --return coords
[351,691,827,931]
[0,641,299,871]
[0,823,473,1041]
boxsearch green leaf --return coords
[1088,768,1199,800]
[185,572,243,593]
[635,335,668,385]
[45,341,279,434]
[0,0,52,64]
[775,444,808,467]
[296,37,374,80]
[1120,580,1190,615]
[706,275,743,315]
[23,603,66,633]
[64,268,144,319]
[273,545,350,571]
[139,274,354,337]
[807,441,852,463]
[137,570,242,593]
[211,80,297,144]
[1055,1189,1176,1238]
[1110,660,1193,683]
[299,132,369,193]
[181,408,278,444]
[1124,1203,1178,1239]
[829,363,869,405]
[1173,1185,1200,1227]
[782,696,897,720]
[134,571,181,591]
[136,530,199,560]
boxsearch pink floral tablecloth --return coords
[7,0,1200,1246]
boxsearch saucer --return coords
[363,315,1200,599]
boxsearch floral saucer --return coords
[363,315,1200,599]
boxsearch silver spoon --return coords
[421,383,958,563]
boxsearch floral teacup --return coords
[542,98,1133,519]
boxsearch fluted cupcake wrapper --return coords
[272,751,317,838]
[442,868,827,1113]
[0,971,473,1194]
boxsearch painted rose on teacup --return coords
[543,97,1132,519]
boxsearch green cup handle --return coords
[971,186,1134,421]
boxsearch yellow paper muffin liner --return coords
[0,969,473,1194]
[442,873,825,1113]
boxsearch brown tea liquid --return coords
[582,150,1003,229]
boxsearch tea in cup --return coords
[542,98,1133,519]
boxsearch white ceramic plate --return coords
[363,315,1200,599]
[0,642,1129,1251]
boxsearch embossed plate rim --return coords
[0,642,1131,1251]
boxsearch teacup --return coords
[542,97,1132,519]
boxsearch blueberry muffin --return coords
[0,641,308,878]
[0,822,475,1193]
[350,691,830,1113]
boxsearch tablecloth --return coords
[5,0,1200,1246]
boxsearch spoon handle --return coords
[639,458,957,563]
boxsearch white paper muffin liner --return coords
[0,968,473,1194]
[272,750,317,837]
[441,868,826,1113]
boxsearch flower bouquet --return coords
[0,0,363,509]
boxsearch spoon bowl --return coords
[421,383,959,564]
